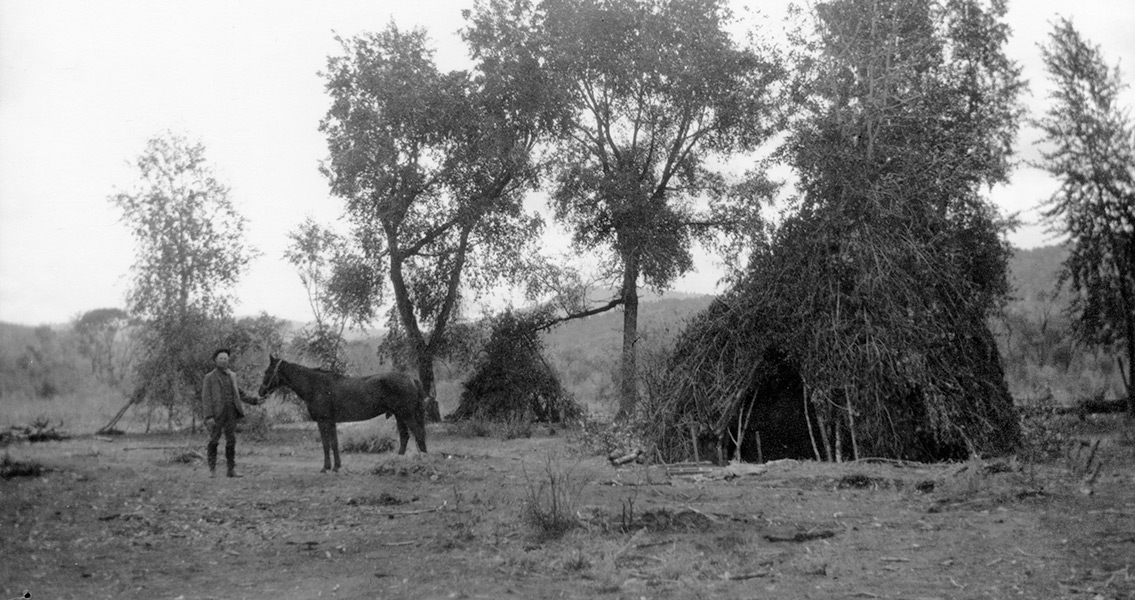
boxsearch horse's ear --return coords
[269,354,277,363]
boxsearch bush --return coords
[522,454,590,540]
[450,419,494,438]
[340,432,396,454]
[238,408,272,441]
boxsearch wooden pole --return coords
[803,384,822,461]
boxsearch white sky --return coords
[1,0,1133,326]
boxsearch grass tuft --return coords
[522,453,590,540]
[340,432,396,454]
[1,453,49,479]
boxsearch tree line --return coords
[98,0,1134,426]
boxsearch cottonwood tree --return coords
[774,0,1025,449]
[76,308,142,432]
[539,0,785,417]
[109,132,256,425]
[1036,18,1135,414]
[320,18,554,420]
[284,218,379,373]
[74,308,132,385]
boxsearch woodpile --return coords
[0,419,69,446]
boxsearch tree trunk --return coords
[1126,325,1135,417]
[617,259,640,419]
[98,394,139,434]
[417,358,442,423]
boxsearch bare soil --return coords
[2,419,1134,600]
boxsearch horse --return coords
[258,355,427,472]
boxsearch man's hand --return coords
[204,416,216,427]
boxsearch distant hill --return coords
[1007,244,1067,303]
[542,293,714,349]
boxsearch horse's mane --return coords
[279,359,346,379]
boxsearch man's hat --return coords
[212,348,231,360]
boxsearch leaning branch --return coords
[533,296,625,332]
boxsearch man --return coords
[201,348,261,477]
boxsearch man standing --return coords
[202,348,261,477]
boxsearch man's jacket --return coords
[201,369,255,420]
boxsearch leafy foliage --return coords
[320,17,554,419]
[284,219,378,373]
[540,0,785,415]
[73,308,135,391]
[643,0,1025,462]
[1035,18,1135,413]
[108,133,257,418]
[0,325,85,399]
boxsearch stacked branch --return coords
[643,206,1020,463]
[638,0,1026,464]
[451,309,582,424]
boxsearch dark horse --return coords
[258,355,427,472]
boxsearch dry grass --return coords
[522,453,592,540]
[0,390,136,433]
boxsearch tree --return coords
[74,308,135,391]
[537,0,784,417]
[284,218,379,373]
[109,132,256,425]
[320,17,553,420]
[1036,18,1135,415]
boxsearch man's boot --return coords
[225,445,239,478]
[207,443,218,477]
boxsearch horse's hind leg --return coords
[412,417,427,453]
[317,422,333,472]
[396,418,410,455]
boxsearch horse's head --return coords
[259,355,286,397]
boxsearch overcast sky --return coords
[2,0,1133,327]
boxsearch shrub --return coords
[239,408,272,441]
[1,453,48,479]
[522,453,590,540]
[340,432,396,454]
[450,419,494,438]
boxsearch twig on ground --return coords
[372,501,448,517]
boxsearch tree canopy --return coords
[641,0,1025,462]
[320,15,556,419]
[108,132,257,422]
[1036,17,1135,414]
[539,0,785,416]
[284,218,378,373]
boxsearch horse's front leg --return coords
[317,421,334,472]
[329,423,341,472]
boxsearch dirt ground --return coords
[2,418,1134,600]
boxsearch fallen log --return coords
[610,449,643,466]
[1052,399,1129,418]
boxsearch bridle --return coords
[263,358,285,393]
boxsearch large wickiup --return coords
[640,213,1021,464]
[258,356,427,472]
